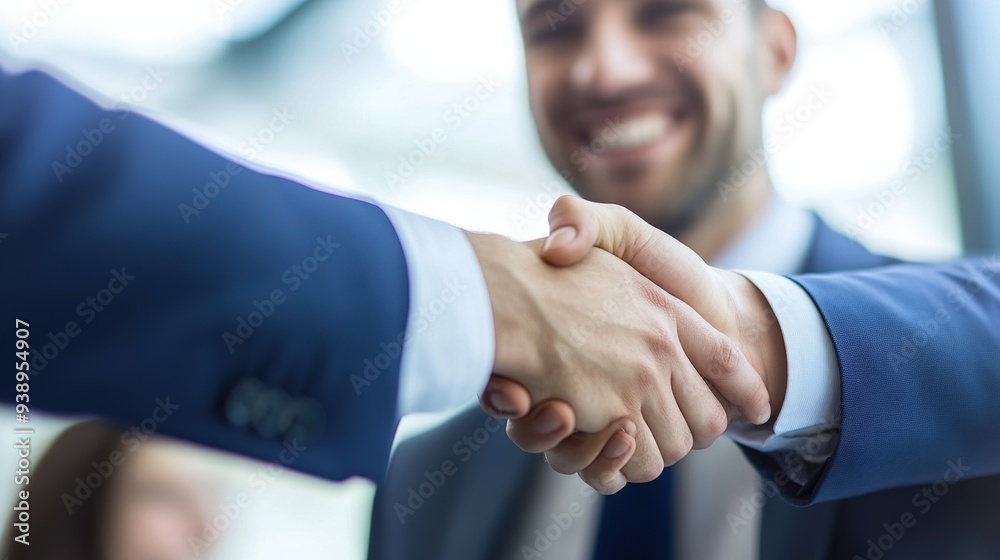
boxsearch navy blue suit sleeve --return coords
[743,259,1000,505]
[0,68,411,482]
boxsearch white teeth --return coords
[590,114,672,152]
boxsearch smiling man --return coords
[370,1,1000,559]
[521,0,777,262]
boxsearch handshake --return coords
[467,196,788,495]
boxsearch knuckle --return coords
[625,457,664,483]
[662,434,694,467]
[643,284,675,313]
[709,338,743,379]
[647,322,679,358]
[708,403,729,438]
[634,362,659,387]
[549,195,577,222]
[634,463,663,483]
[579,469,613,494]
[607,203,633,223]
[694,404,729,448]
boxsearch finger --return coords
[544,418,637,475]
[541,196,600,266]
[616,420,664,484]
[542,196,716,313]
[675,304,771,425]
[479,375,533,419]
[670,357,730,449]
[575,430,637,495]
[641,387,694,468]
[505,400,576,454]
[707,384,745,424]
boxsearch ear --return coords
[758,9,797,96]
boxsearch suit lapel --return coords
[800,216,896,274]
[437,432,540,560]
[370,407,540,560]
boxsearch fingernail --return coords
[756,404,772,425]
[533,408,564,435]
[485,391,516,417]
[603,435,631,460]
[542,226,577,253]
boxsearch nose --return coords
[570,16,656,100]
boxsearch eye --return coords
[638,1,697,28]
[525,14,586,46]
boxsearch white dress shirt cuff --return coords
[726,271,840,462]
[380,206,495,417]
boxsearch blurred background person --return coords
[370,1,1000,559]
[2,421,216,560]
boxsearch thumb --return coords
[540,195,597,266]
[541,195,636,266]
[541,196,716,311]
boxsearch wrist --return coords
[721,270,788,420]
[465,232,544,377]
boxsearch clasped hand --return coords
[469,196,785,494]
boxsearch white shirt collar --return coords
[711,195,816,275]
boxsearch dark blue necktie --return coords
[592,467,674,560]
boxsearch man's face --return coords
[518,0,777,232]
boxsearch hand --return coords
[489,196,788,492]
[467,230,771,491]
[543,196,788,415]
